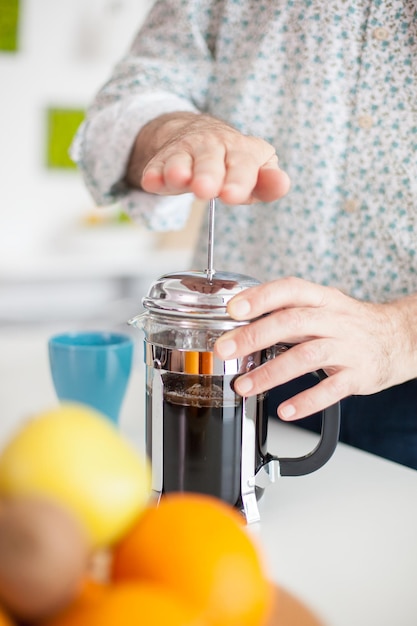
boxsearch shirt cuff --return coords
[71,91,198,230]
[122,190,195,231]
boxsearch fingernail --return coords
[235,376,253,395]
[279,404,296,420]
[216,338,237,359]
[229,298,251,318]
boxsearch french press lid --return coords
[142,270,260,320]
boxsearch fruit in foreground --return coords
[0,606,14,626]
[42,580,202,626]
[112,493,273,626]
[0,404,151,547]
[0,497,88,621]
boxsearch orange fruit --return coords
[111,493,273,626]
[40,578,106,625]
[42,579,201,626]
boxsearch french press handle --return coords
[262,368,341,477]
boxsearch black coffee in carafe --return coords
[145,368,269,508]
[158,373,242,505]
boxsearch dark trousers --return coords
[267,375,417,470]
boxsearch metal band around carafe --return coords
[150,366,164,499]
[145,341,247,376]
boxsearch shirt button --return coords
[372,27,390,41]
[344,198,360,213]
[357,114,374,129]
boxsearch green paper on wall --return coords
[46,108,85,169]
[0,0,20,52]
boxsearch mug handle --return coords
[262,368,341,477]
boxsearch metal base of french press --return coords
[239,394,282,524]
[150,490,162,505]
[149,476,279,524]
[149,454,280,524]
[241,458,281,523]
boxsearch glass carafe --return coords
[129,270,340,523]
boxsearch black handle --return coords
[264,369,341,476]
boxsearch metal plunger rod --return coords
[181,198,216,376]
[206,197,216,281]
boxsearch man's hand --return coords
[214,277,417,420]
[126,112,291,204]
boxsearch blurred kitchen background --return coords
[0,0,202,327]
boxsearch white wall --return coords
[0,0,155,261]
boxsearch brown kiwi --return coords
[0,497,90,622]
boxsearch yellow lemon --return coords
[0,404,151,548]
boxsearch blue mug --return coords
[48,331,134,424]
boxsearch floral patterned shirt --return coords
[72,0,417,302]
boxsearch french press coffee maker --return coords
[129,200,340,523]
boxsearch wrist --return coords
[384,294,417,385]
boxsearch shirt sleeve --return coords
[71,0,214,232]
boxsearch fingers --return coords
[214,279,353,367]
[234,355,349,421]
[225,276,339,321]
[218,150,259,204]
[275,372,350,421]
[232,342,350,421]
[215,306,335,363]
[253,159,291,203]
[219,153,291,204]
[231,339,344,394]
[141,120,291,204]
[190,141,231,199]
[212,278,362,421]
[142,151,195,195]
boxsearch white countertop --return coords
[1,325,417,626]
